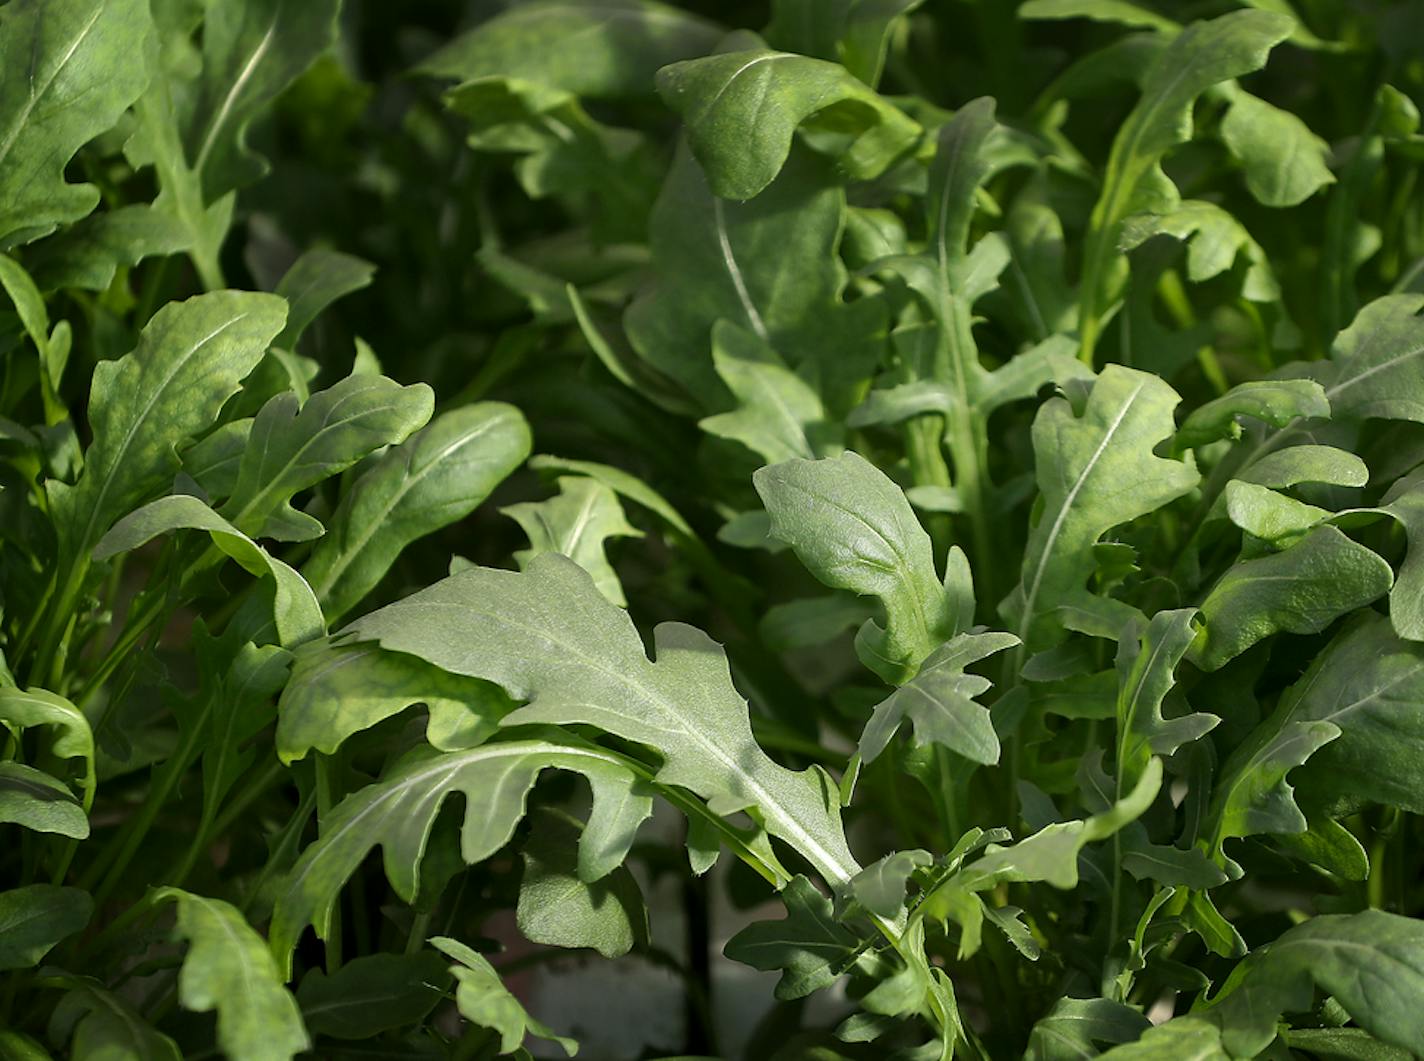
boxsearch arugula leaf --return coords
[503,475,642,606]
[432,936,578,1057]
[0,885,91,970]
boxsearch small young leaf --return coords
[504,476,641,606]
[431,936,578,1057]
[725,875,868,999]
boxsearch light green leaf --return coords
[222,373,433,542]
[49,291,287,563]
[1119,199,1278,301]
[859,632,1019,765]
[766,0,925,87]
[276,639,510,763]
[1189,525,1393,671]
[153,888,309,1061]
[304,403,530,623]
[1098,1017,1226,1059]
[270,739,646,972]
[296,951,451,1041]
[1025,996,1152,1061]
[755,452,964,682]
[656,46,920,199]
[699,320,837,464]
[418,0,721,98]
[1001,365,1198,651]
[0,762,87,838]
[517,809,649,959]
[848,849,932,919]
[504,476,641,607]
[22,205,189,293]
[344,555,861,887]
[1175,380,1330,450]
[185,0,342,201]
[273,249,376,349]
[432,936,578,1057]
[48,982,182,1061]
[1234,444,1366,490]
[94,494,324,647]
[1222,480,1326,545]
[0,885,92,970]
[1018,0,1178,31]
[1283,1028,1414,1061]
[1323,294,1424,425]
[0,687,93,808]
[0,0,156,245]
[1218,83,1334,207]
[1199,911,1424,1057]
[724,875,868,999]
[1373,468,1424,639]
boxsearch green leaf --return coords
[516,809,649,959]
[848,849,931,919]
[418,0,721,98]
[1284,1028,1415,1061]
[1323,294,1424,425]
[23,205,190,292]
[1199,911,1424,1057]
[49,291,287,563]
[303,403,530,623]
[858,632,1019,765]
[1018,0,1178,31]
[1025,996,1152,1061]
[1001,365,1198,650]
[755,452,965,682]
[0,762,87,838]
[1115,609,1218,793]
[94,493,324,647]
[296,952,451,1040]
[276,639,510,763]
[1218,83,1334,207]
[766,0,925,87]
[1233,444,1366,490]
[222,372,433,542]
[0,0,156,246]
[656,45,920,200]
[0,686,94,808]
[1098,1017,1225,1059]
[153,888,309,1061]
[503,476,641,606]
[270,739,646,972]
[344,554,861,887]
[272,249,376,350]
[431,936,578,1057]
[0,885,92,970]
[48,982,181,1061]
[724,875,868,999]
[1119,199,1279,301]
[1189,525,1393,671]
[185,0,342,202]
[698,319,838,464]
[1175,380,1330,450]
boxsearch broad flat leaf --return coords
[154,888,309,1061]
[1119,200,1278,301]
[1372,468,1424,639]
[503,476,641,606]
[1234,444,1367,489]
[624,145,884,405]
[296,952,451,1040]
[222,373,433,542]
[0,762,87,838]
[182,419,252,502]
[418,0,721,98]
[185,0,342,201]
[1199,911,1424,1057]
[1284,1029,1414,1061]
[766,0,925,87]
[1115,610,1217,793]
[431,936,577,1057]
[0,0,156,246]
[94,494,323,647]
[848,849,931,919]
[273,249,376,349]
[755,452,964,683]
[1188,525,1392,671]
[1175,380,1330,450]
[699,320,837,464]
[303,403,530,623]
[23,204,189,292]
[1025,996,1152,1061]
[1223,481,1326,545]
[1001,365,1198,650]
[859,632,1019,765]
[1219,83,1334,207]
[270,739,646,971]
[344,555,861,887]
[277,640,510,763]
[0,686,94,807]
[48,982,181,1061]
[1322,294,1424,425]
[656,45,920,199]
[1098,1017,1225,1059]
[516,809,649,959]
[724,876,867,999]
[49,291,286,563]
[0,885,92,970]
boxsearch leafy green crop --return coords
[3,0,1424,1058]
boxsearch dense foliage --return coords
[3,0,1424,1057]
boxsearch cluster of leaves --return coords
[3,0,1424,1058]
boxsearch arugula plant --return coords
[3,0,1424,1058]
